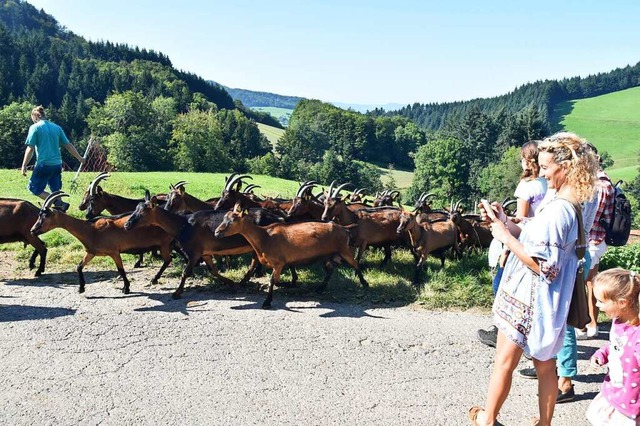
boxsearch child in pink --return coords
[587,268,640,425]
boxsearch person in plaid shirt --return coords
[577,145,615,340]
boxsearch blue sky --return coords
[26,0,640,106]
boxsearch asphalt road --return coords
[0,259,605,426]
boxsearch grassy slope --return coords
[555,86,640,182]
[256,122,285,150]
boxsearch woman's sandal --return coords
[468,406,485,426]
[531,417,540,426]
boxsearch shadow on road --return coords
[131,285,387,319]
[0,304,76,322]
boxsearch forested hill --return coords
[387,62,640,132]
[0,0,279,173]
[215,83,304,109]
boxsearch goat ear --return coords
[242,208,249,216]
[150,196,159,206]
[144,190,151,201]
[97,186,103,195]
[233,202,242,213]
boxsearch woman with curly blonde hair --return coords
[469,132,599,426]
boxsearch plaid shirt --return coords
[589,170,615,243]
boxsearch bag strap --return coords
[558,196,586,259]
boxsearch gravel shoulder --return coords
[0,252,605,425]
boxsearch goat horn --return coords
[333,182,353,198]
[296,183,315,198]
[418,192,428,203]
[89,172,110,196]
[244,184,261,193]
[173,181,188,189]
[327,180,336,198]
[227,174,252,192]
[356,188,367,196]
[424,192,436,200]
[42,191,68,210]
[223,172,240,191]
[454,200,463,212]
[389,190,400,199]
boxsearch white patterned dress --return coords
[493,196,579,361]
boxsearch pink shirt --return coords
[592,319,640,419]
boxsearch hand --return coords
[21,166,27,176]
[590,356,603,368]
[490,220,511,244]
[478,201,506,223]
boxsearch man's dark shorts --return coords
[28,164,63,195]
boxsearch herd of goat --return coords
[0,173,505,308]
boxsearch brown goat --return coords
[31,192,176,294]
[396,211,460,284]
[124,193,289,299]
[322,194,406,266]
[214,203,368,309]
[79,173,167,219]
[0,198,47,276]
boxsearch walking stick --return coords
[69,138,94,193]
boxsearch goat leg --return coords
[28,249,38,271]
[27,236,47,277]
[174,256,198,299]
[239,255,260,286]
[380,244,392,267]
[151,247,174,284]
[134,253,144,268]
[202,256,235,286]
[77,253,94,293]
[151,260,171,285]
[275,267,298,288]
[111,254,131,294]
[339,247,369,288]
[316,261,335,293]
[263,268,282,309]
[413,256,425,285]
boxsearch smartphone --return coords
[480,198,498,222]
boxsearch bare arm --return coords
[64,143,86,164]
[494,224,540,274]
[21,146,35,176]
[516,198,530,219]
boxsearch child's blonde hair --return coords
[593,268,640,315]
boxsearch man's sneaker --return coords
[53,201,70,212]
[477,325,498,348]
[517,367,538,379]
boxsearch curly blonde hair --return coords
[538,132,598,203]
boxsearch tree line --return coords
[387,62,640,132]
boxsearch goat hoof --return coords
[151,279,158,285]
[34,271,42,277]
[261,302,272,310]
[172,292,182,300]
[79,287,85,293]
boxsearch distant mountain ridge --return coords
[210,81,303,109]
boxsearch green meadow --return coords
[555,86,640,183]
